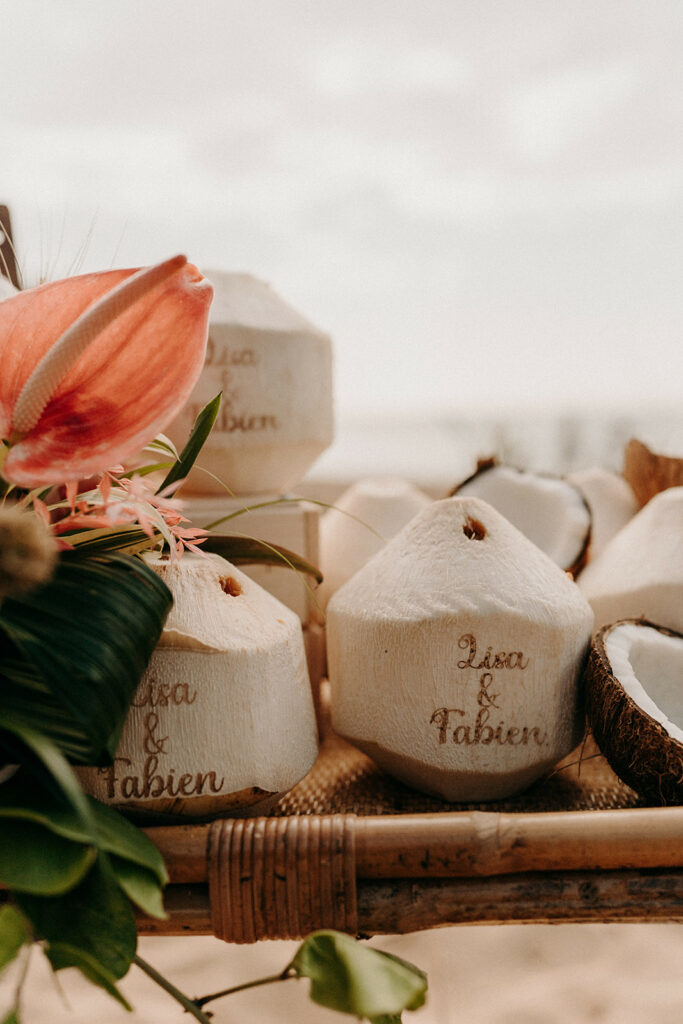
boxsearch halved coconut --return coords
[317,477,431,610]
[451,460,591,576]
[78,552,318,821]
[584,619,683,804]
[567,467,637,562]
[578,486,683,634]
[623,438,683,509]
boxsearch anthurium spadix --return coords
[0,255,213,488]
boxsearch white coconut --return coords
[164,271,333,495]
[568,467,637,561]
[327,497,594,802]
[78,553,318,819]
[578,486,683,634]
[317,477,431,610]
[454,464,591,574]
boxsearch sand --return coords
[4,924,683,1023]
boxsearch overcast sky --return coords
[2,1,681,423]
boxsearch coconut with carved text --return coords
[327,497,594,802]
[164,271,333,495]
[78,552,318,820]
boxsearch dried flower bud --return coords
[0,506,58,600]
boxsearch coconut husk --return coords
[584,619,683,805]
[623,438,683,508]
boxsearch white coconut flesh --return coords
[604,623,683,743]
[567,467,636,561]
[456,466,590,571]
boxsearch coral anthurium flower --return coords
[0,255,213,488]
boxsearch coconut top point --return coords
[0,256,213,488]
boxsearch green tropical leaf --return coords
[86,798,168,886]
[2,1010,20,1024]
[157,393,221,495]
[0,820,95,895]
[0,777,166,888]
[288,931,427,1021]
[66,525,154,555]
[18,855,137,982]
[109,856,166,919]
[143,433,180,461]
[0,905,32,973]
[0,720,93,828]
[131,460,174,478]
[201,535,323,583]
[0,553,172,764]
[46,944,131,1010]
[0,774,166,917]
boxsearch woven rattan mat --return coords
[274,728,644,817]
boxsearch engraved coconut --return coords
[578,486,683,634]
[78,552,318,820]
[327,497,594,802]
[318,477,431,611]
[164,271,333,495]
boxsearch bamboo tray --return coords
[138,695,683,942]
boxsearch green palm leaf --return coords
[157,393,221,494]
[201,535,323,583]
[0,553,172,764]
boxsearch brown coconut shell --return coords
[584,619,683,805]
[449,457,592,578]
[623,438,683,509]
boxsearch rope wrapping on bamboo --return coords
[208,814,358,942]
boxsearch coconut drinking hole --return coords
[463,516,486,541]
[219,575,242,596]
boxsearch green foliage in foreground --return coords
[289,931,427,1022]
[0,553,171,1016]
[0,394,427,1020]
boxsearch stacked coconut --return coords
[80,273,333,820]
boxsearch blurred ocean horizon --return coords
[305,409,683,490]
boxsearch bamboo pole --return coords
[145,807,683,885]
[137,869,683,937]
